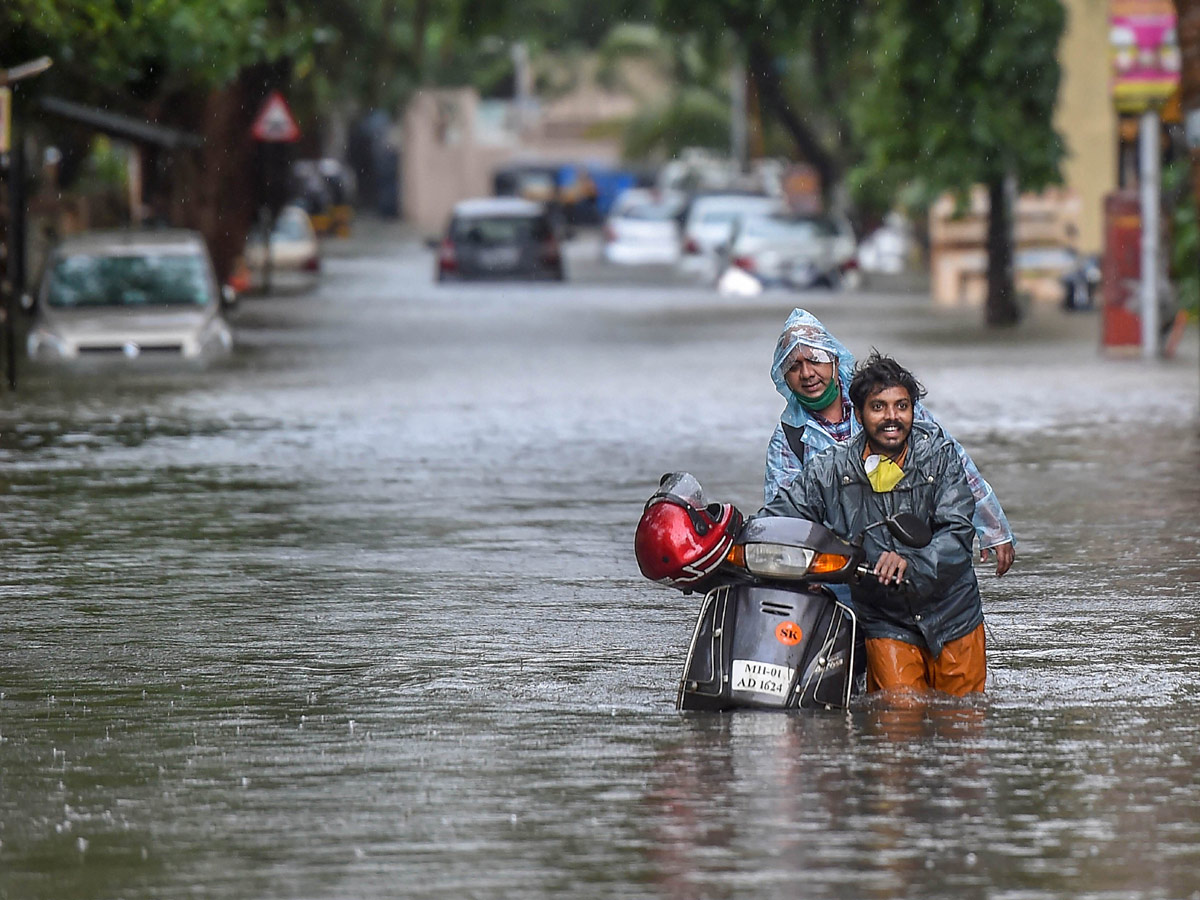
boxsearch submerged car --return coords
[27,230,235,362]
[719,212,858,289]
[602,189,685,266]
[240,205,321,292]
[677,192,785,279]
[435,197,565,282]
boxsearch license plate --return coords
[731,659,793,698]
[789,261,817,284]
[480,247,521,269]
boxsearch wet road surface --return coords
[2,222,1199,899]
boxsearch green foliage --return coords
[622,87,730,159]
[75,136,129,192]
[1165,160,1200,317]
[850,0,1066,207]
[3,0,309,95]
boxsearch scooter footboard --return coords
[677,584,865,711]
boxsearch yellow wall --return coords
[1056,0,1119,254]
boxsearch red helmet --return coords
[635,473,743,591]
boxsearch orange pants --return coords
[865,623,987,696]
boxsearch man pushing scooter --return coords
[762,352,986,696]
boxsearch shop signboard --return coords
[1111,0,1181,113]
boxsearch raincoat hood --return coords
[771,308,856,428]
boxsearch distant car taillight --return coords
[683,236,701,255]
[438,237,457,272]
[302,256,321,272]
[541,238,562,265]
[733,255,756,271]
[839,257,859,273]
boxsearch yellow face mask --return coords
[864,454,905,493]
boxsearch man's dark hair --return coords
[848,351,926,412]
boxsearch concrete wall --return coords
[400,87,626,237]
[1057,0,1119,255]
[929,187,1082,306]
[401,89,513,237]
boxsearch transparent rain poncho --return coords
[770,308,857,430]
[763,308,1014,550]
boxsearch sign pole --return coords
[1139,108,1161,359]
[5,98,20,389]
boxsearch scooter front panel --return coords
[677,583,858,711]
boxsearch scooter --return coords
[634,473,931,712]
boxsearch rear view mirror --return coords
[886,513,932,548]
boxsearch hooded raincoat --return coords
[764,308,1014,551]
[762,421,983,655]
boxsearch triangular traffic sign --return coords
[252,91,300,143]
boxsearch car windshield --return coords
[273,211,312,241]
[47,253,212,308]
[451,215,550,244]
[621,203,679,222]
[741,216,839,240]
[695,200,777,226]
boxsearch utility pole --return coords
[730,59,748,175]
[1,56,53,391]
[1138,109,1161,360]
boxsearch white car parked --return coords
[677,192,786,279]
[242,205,321,292]
[718,212,858,289]
[27,230,235,362]
[602,189,686,265]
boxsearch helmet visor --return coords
[653,472,707,509]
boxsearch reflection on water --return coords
[647,704,1200,900]
[1,251,1198,898]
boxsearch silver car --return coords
[718,212,858,289]
[677,192,786,279]
[27,230,234,361]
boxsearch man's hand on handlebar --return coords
[873,551,908,586]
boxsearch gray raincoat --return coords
[762,420,983,656]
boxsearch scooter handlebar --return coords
[856,562,914,591]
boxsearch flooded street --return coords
[2,224,1199,900]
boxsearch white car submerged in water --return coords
[27,230,235,362]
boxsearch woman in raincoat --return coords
[764,308,1015,574]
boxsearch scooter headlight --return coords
[742,543,815,578]
[729,543,852,579]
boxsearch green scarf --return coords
[793,377,840,412]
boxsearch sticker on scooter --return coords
[775,621,803,645]
[731,660,793,698]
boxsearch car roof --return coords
[52,229,210,257]
[453,197,546,218]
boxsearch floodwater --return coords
[2,226,1198,900]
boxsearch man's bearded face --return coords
[858,385,914,455]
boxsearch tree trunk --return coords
[164,60,292,285]
[743,36,838,196]
[985,175,1021,326]
[1179,1,1200,224]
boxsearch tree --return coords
[2,0,318,279]
[1,0,473,279]
[851,0,1065,325]
[654,0,868,209]
[1177,0,1200,318]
